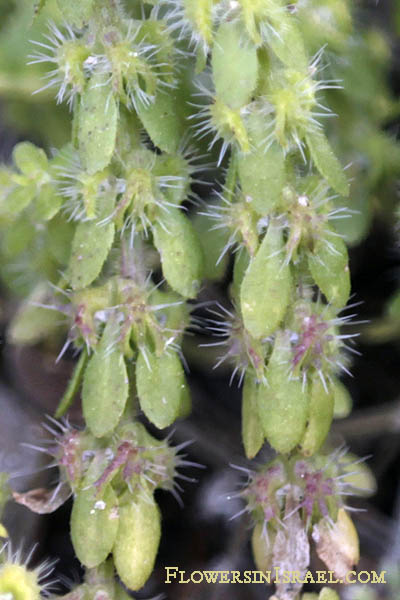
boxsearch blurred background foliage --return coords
[1,0,400,598]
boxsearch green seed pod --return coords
[242,372,264,459]
[57,0,94,28]
[251,522,274,571]
[300,376,334,457]
[12,142,48,177]
[305,129,349,197]
[212,22,258,110]
[68,220,115,290]
[70,456,119,568]
[238,141,285,216]
[240,222,291,338]
[308,227,350,307]
[78,74,118,176]
[153,208,204,299]
[136,348,185,429]
[113,492,161,591]
[332,377,352,419]
[82,318,129,437]
[258,332,309,454]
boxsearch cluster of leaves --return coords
[238,449,375,593]
[12,418,200,593]
[0,0,395,598]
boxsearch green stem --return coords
[225,151,238,201]
[55,349,89,418]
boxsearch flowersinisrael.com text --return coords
[164,567,386,585]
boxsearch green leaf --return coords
[240,223,291,338]
[191,211,230,281]
[258,332,309,454]
[78,74,118,175]
[252,522,273,572]
[33,183,62,221]
[306,129,349,197]
[230,248,250,307]
[136,348,185,429]
[8,286,63,346]
[319,588,340,600]
[340,453,376,497]
[56,0,94,28]
[300,376,334,457]
[0,474,11,516]
[238,142,285,215]
[4,185,36,218]
[71,457,119,568]
[68,220,115,290]
[113,492,161,592]
[47,216,75,266]
[154,153,191,206]
[177,380,192,418]
[55,351,89,418]
[115,586,133,600]
[137,88,185,154]
[1,217,35,259]
[267,14,308,72]
[308,228,350,307]
[332,377,352,419]
[82,318,129,437]
[242,372,264,459]
[33,0,48,18]
[153,208,204,299]
[149,289,189,345]
[13,142,48,176]
[212,22,258,110]
[333,191,372,247]
[115,106,142,158]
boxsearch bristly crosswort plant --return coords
[0,0,397,598]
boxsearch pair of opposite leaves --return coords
[71,453,161,591]
[240,222,350,340]
[81,317,190,436]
